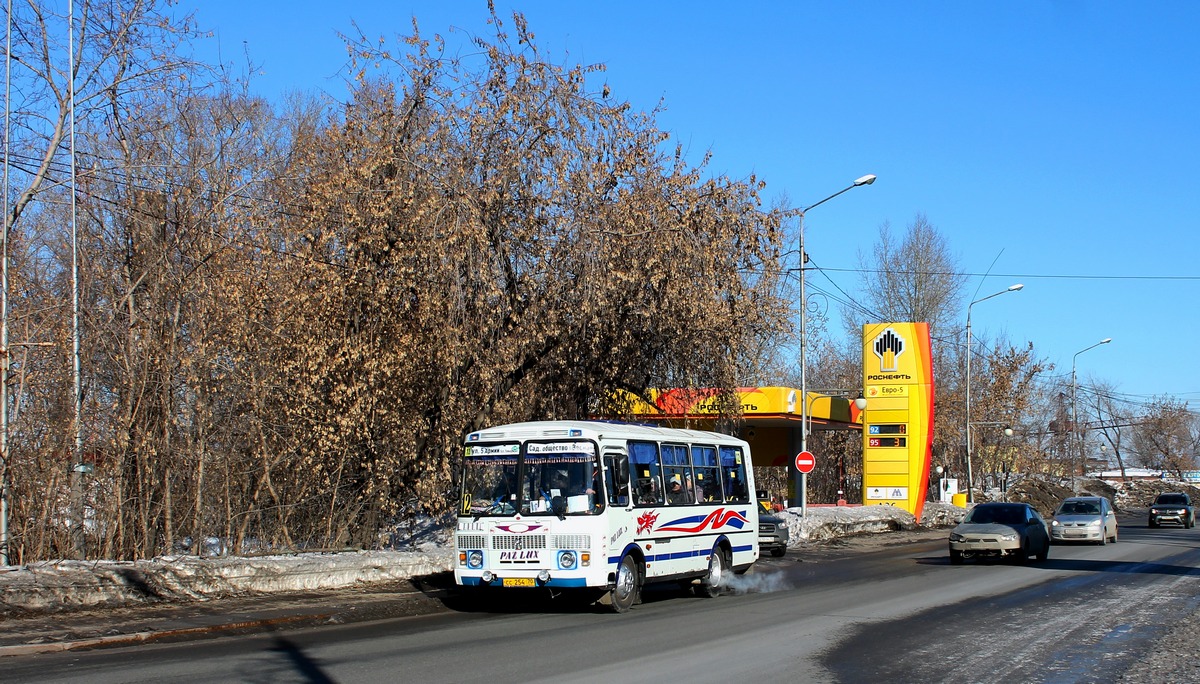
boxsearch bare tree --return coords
[1088,379,1135,480]
[963,338,1048,490]
[1131,397,1196,478]
[2,1,206,562]
[844,214,967,337]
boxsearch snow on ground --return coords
[783,502,962,542]
[0,503,965,615]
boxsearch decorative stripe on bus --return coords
[606,543,756,565]
[656,508,750,533]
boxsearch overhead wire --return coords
[804,260,1197,417]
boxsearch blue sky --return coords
[183,1,1200,408]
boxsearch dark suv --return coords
[1148,492,1196,528]
[756,497,789,557]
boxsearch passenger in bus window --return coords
[638,476,660,505]
[667,475,688,504]
[571,467,600,511]
[565,468,596,498]
[588,466,600,498]
[686,475,705,503]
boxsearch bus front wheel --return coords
[605,555,641,613]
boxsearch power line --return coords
[821,266,1200,283]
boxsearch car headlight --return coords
[949,533,964,542]
[999,534,1017,541]
[1088,519,1102,528]
[1051,519,1062,527]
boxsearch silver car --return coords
[1051,496,1118,545]
[949,502,1050,565]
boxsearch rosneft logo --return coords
[873,328,906,372]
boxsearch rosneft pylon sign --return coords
[861,322,935,519]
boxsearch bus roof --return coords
[464,420,748,446]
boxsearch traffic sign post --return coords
[795,451,816,516]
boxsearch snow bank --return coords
[781,502,964,542]
[0,548,455,614]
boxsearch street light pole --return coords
[1072,338,1112,478]
[964,283,1023,503]
[796,174,875,512]
[968,421,1014,498]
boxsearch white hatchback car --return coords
[1051,496,1118,545]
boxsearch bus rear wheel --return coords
[604,555,641,613]
[696,547,730,598]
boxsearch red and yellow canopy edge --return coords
[614,387,863,425]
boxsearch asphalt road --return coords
[4,513,1198,684]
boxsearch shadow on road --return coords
[914,554,1200,577]
[268,636,336,684]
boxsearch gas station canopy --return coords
[619,386,864,468]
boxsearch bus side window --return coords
[720,446,750,503]
[629,441,662,506]
[661,444,691,504]
[690,445,720,503]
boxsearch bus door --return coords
[602,447,629,508]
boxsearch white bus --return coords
[454,420,758,612]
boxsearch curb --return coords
[0,611,333,658]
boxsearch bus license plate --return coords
[503,577,536,587]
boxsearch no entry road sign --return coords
[795,451,816,474]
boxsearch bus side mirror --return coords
[615,455,630,487]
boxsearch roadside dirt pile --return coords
[1002,478,1073,518]
[972,476,1200,517]
[1115,479,1200,508]
[1072,478,1120,509]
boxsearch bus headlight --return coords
[558,550,577,570]
[467,550,484,569]
[481,571,495,584]
[537,570,551,583]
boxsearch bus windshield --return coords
[461,441,601,517]
[460,443,521,517]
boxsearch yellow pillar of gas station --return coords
[861,322,935,519]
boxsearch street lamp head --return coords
[854,395,868,411]
[853,174,877,186]
[1008,283,1024,292]
[1100,337,1112,344]
[1004,427,1014,436]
